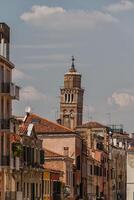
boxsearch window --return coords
[68,94,70,102]
[1,134,4,157]
[94,165,96,175]
[1,97,4,118]
[27,147,31,165]
[31,148,34,164]
[23,146,27,163]
[96,166,99,176]
[40,184,41,197]
[100,167,102,176]
[103,168,106,177]
[36,183,38,197]
[27,183,29,197]
[76,155,81,170]
[17,182,19,191]
[7,99,10,119]
[45,180,47,195]
[24,183,25,197]
[90,165,92,175]
[71,94,74,102]
[65,94,67,102]
[40,150,45,164]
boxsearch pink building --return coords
[20,112,84,199]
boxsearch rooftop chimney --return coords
[64,147,69,157]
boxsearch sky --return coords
[1,0,134,132]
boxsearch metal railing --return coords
[0,119,10,130]
[0,82,19,100]
[1,155,10,166]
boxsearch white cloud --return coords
[20,5,65,26]
[108,92,134,107]
[13,69,30,81]
[20,5,118,29]
[21,86,46,101]
[21,5,65,22]
[104,0,134,13]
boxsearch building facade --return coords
[127,138,134,200]
[13,123,44,200]
[20,112,85,199]
[0,23,19,200]
[44,148,73,199]
[76,122,109,200]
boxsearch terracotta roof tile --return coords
[19,113,75,134]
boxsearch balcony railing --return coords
[1,155,10,166]
[0,119,10,130]
[5,192,16,200]
[0,82,19,100]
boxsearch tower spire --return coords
[69,56,76,72]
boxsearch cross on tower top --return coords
[69,56,76,72]
[72,56,75,67]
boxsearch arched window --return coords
[68,94,70,102]
[65,94,67,102]
[71,94,74,102]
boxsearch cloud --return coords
[21,5,65,22]
[108,92,134,107]
[104,0,134,13]
[21,86,46,101]
[20,5,118,29]
[13,69,30,81]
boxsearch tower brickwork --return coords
[60,57,84,129]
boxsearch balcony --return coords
[1,155,10,166]
[0,82,19,100]
[0,119,10,130]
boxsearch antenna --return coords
[25,106,31,114]
[27,123,34,136]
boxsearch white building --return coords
[127,146,134,200]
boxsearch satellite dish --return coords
[27,123,34,136]
[25,106,31,114]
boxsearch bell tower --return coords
[60,56,84,129]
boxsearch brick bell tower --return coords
[60,56,84,129]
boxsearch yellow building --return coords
[43,170,51,200]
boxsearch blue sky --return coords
[1,0,134,132]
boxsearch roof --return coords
[44,167,62,174]
[79,121,106,129]
[45,149,63,158]
[44,148,73,161]
[19,113,75,134]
